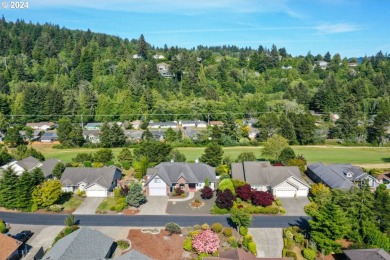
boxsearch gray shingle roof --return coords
[16,156,41,171]
[145,162,216,186]
[116,249,152,260]
[60,166,121,189]
[41,131,58,140]
[42,227,114,260]
[231,162,308,188]
[307,163,367,189]
[343,248,390,260]
[39,158,63,178]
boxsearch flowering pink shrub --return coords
[192,229,220,254]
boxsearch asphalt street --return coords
[0,212,309,228]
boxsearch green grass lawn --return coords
[32,143,390,166]
[96,197,118,211]
[61,196,84,211]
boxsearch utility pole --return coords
[81,115,84,129]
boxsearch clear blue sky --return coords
[2,0,389,57]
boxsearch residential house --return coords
[179,120,208,128]
[144,162,216,196]
[148,121,177,129]
[0,233,23,260]
[84,123,103,130]
[26,122,55,131]
[306,163,380,189]
[248,127,259,140]
[117,249,152,260]
[231,162,310,197]
[348,62,358,67]
[157,63,173,78]
[209,121,224,127]
[60,166,122,197]
[376,173,390,189]
[182,128,201,140]
[124,130,144,142]
[243,118,258,126]
[42,227,116,260]
[0,156,42,176]
[132,54,142,59]
[19,130,41,142]
[40,131,58,143]
[130,120,142,130]
[83,130,100,144]
[282,65,293,70]
[40,158,64,179]
[343,248,390,260]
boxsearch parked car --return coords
[13,230,33,243]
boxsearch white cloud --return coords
[32,0,301,16]
[315,23,360,34]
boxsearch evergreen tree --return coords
[4,127,24,147]
[278,147,296,165]
[256,112,279,141]
[57,117,84,147]
[30,168,45,186]
[165,127,177,142]
[99,122,112,148]
[278,113,296,144]
[16,172,33,210]
[126,182,147,207]
[133,141,172,164]
[141,128,154,141]
[374,184,390,233]
[200,142,224,167]
[0,167,18,208]
[117,148,133,164]
[110,123,126,147]
[223,113,238,141]
[137,34,148,60]
[52,162,66,179]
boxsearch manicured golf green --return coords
[32,143,390,166]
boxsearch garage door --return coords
[274,189,296,198]
[149,188,167,196]
[86,190,107,197]
[296,189,309,197]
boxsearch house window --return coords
[154,177,161,183]
[179,183,185,190]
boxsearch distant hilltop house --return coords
[124,130,144,142]
[306,163,380,190]
[248,127,259,140]
[243,118,258,126]
[282,65,293,69]
[316,60,328,69]
[152,54,165,59]
[130,120,142,130]
[26,121,55,131]
[132,54,142,59]
[157,63,173,78]
[19,130,42,141]
[179,120,207,128]
[144,162,216,196]
[148,121,178,129]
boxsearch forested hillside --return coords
[0,17,390,145]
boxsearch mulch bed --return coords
[123,209,140,215]
[127,229,186,260]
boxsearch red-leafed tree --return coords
[252,190,274,206]
[273,162,283,166]
[236,183,252,201]
[216,189,236,210]
[201,186,214,199]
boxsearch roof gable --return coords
[0,233,22,259]
[61,166,121,189]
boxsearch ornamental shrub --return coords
[239,226,248,236]
[294,233,304,244]
[165,222,181,234]
[231,179,246,189]
[218,178,235,194]
[284,230,294,240]
[174,187,184,196]
[121,161,131,170]
[211,205,229,214]
[192,229,220,254]
[0,221,6,233]
[248,241,257,255]
[236,184,252,201]
[189,230,202,238]
[275,198,282,206]
[114,188,123,198]
[211,223,223,233]
[222,227,233,237]
[117,240,130,250]
[252,190,274,206]
[201,223,209,230]
[216,189,236,210]
[201,186,214,199]
[183,237,193,251]
[302,248,316,260]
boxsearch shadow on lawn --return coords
[56,192,73,204]
[381,157,390,162]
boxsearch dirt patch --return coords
[123,208,140,215]
[127,229,185,260]
[291,246,305,260]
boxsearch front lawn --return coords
[96,197,127,213]
[62,196,84,211]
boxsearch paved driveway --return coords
[139,196,168,215]
[279,197,310,216]
[249,228,283,258]
[73,197,105,215]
